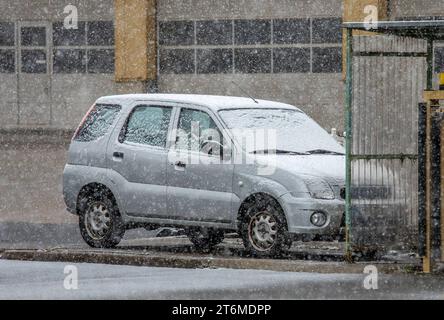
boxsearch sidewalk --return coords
[0,237,422,274]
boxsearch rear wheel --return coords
[240,196,290,257]
[79,193,125,248]
[187,228,224,252]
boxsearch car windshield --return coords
[218,108,344,154]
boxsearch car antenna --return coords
[231,81,259,104]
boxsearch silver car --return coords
[63,94,345,257]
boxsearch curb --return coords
[0,248,422,274]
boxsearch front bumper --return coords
[279,194,344,236]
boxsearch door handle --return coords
[174,161,186,168]
[113,152,124,159]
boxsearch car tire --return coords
[78,193,125,248]
[240,196,290,257]
[187,228,224,252]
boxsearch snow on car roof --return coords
[95,94,302,112]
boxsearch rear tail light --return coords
[72,104,96,140]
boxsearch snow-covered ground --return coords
[0,260,443,300]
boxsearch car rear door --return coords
[108,102,176,218]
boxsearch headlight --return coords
[304,177,335,200]
[310,211,328,227]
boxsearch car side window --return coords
[176,108,223,154]
[74,104,121,142]
[123,105,172,148]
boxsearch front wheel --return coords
[240,197,290,257]
[79,194,125,248]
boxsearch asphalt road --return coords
[0,260,443,299]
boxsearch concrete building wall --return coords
[157,0,343,20]
[0,0,443,132]
[0,0,347,132]
[157,0,345,131]
[390,0,444,18]
[0,0,444,240]
[158,74,344,132]
[0,0,145,130]
[0,0,114,21]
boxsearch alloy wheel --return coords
[248,211,278,251]
[84,202,111,240]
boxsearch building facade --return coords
[0,0,442,133]
[0,0,444,243]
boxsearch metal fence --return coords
[349,34,427,251]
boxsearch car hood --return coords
[256,154,345,185]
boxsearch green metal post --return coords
[344,28,353,261]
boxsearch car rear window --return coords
[74,104,121,142]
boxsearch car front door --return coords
[166,106,235,224]
[108,103,175,218]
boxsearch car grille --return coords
[340,186,391,200]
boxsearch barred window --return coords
[235,20,271,45]
[52,20,114,74]
[197,49,233,74]
[0,49,15,73]
[0,22,14,46]
[53,49,86,73]
[196,20,232,45]
[21,49,46,74]
[273,48,310,73]
[87,49,114,74]
[159,21,194,46]
[312,47,342,73]
[160,49,195,74]
[312,18,342,44]
[21,27,46,46]
[273,19,310,44]
[53,22,86,46]
[87,21,114,46]
[235,48,271,74]
[158,18,343,74]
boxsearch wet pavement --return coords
[0,259,442,300]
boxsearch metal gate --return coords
[345,31,428,253]
[352,35,427,250]
[343,20,444,271]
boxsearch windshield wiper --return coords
[251,149,309,155]
[306,149,345,155]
